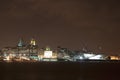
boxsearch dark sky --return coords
[0,0,120,54]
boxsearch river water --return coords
[0,61,120,80]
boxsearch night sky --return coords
[0,0,120,54]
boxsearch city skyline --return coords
[0,0,120,54]
[0,37,119,55]
[1,38,119,62]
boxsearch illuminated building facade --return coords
[28,38,39,61]
[40,46,57,61]
[30,38,36,46]
[0,38,120,62]
[17,38,25,47]
[109,56,119,60]
[73,52,106,61]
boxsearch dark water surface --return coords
[0,61,120,80]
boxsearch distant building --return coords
[28,38,39,61]
[57,47,71,61]
[109,56,119,60]
[1,38,120,62]
[30,38,36,46]
[17,38,25,47]
[39,46,57,61]
[73,52,106,61]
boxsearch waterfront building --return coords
[39,46,57,61]
[0,38,120,62]
[109,56,120,60]
[28,38,39,61]
[73,52,106,61]
[17,38,25,47]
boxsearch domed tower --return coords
[30,38,36,46]
[29,38,38,49]
[45,46,51,51]
[28,38,38,54]
[17,38,25,47]
[28,38,38,60]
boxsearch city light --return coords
[44,51,53,58]
[89,55,103,60]
[83,54,94,58]
[0,38,120,62]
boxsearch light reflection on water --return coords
[0,62,120,80]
